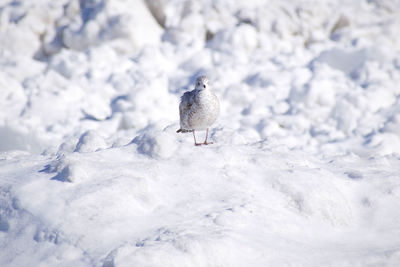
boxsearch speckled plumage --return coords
[177,76,220,145]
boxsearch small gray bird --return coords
[177,76,220,146]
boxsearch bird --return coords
[177,76,220,146]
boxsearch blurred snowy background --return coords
[1,0,400,266]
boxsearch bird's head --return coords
[195,76,210,90]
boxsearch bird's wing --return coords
[179,90,195,118]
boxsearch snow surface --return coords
[1,0,400,266]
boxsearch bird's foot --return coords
[194,142,213,146]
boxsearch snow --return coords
[1,0,400,266]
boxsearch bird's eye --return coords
[203,85,206,88]
[197,82,200,86]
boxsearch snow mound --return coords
[311,47,381,76]
[57,0,162,55]
[209,24,258,52]
[75,130,108,153]
[132,126,178,159]
[0,127,42,153]
[44,154,90,183]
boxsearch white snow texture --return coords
[1,0,400,266]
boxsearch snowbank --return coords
[1,0,400,266]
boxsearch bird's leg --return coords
[193,130,201,146]
[203,128,213,145]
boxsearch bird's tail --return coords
[176,129,192,133]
